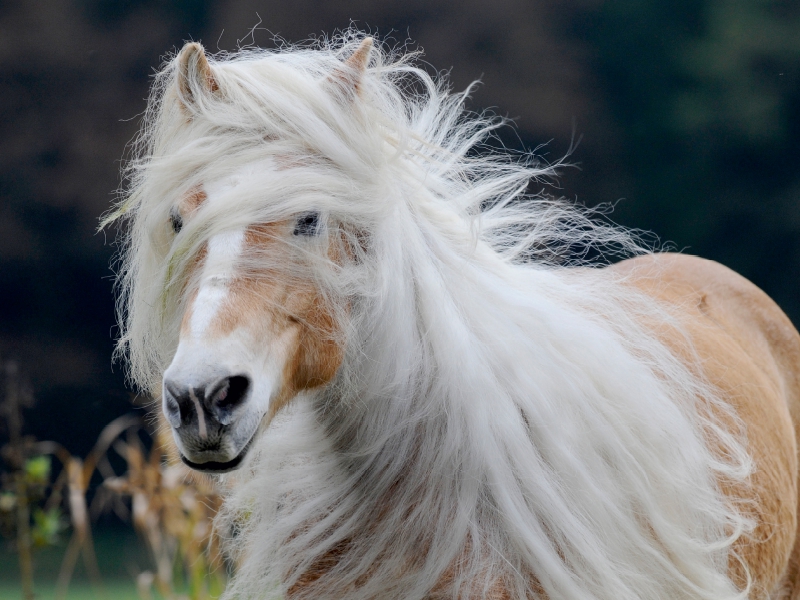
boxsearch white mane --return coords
[108,33,753,599]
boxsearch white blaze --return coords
[187,161,275,339]
[190,229,245,337]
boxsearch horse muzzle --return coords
[162,371,257,473]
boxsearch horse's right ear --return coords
[176,42,219,108]
[327,37,373,101]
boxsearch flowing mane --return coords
[105,34,765,599]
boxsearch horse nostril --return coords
[208,375,250,424]
[164,379,199,426]
[162,385,183,429]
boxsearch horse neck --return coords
[320,237,531,505]
[225,231,748,600]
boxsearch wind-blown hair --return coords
[107,33,753,599]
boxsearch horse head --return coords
[157,39,373,473]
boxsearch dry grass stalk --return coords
[103,422,227,600]
[1,360,36,600]
[1,356,226,600]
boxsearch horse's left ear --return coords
[176,42,219,108]
[328,37,373,99]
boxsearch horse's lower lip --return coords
[180,431,256,474]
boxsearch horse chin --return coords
[178,428,258,474]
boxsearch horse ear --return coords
[329,37,373,99]
[176,42,219,107]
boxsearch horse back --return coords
[611,253,800,598]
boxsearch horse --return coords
[104,35,800,599]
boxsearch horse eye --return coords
[170,208,183,234]
[293,212,320,236]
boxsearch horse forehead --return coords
[186,161,273,280]
[184,220,291,336]
[205,229,246,274]
[195,221,286,281]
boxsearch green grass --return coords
[0,527,225,599]
[0,581,140,600]
[0,528,150,599]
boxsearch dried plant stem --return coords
[5,361,34,600]
[53,520,105,600]
[54,527,82,599]
[14,473,34,600]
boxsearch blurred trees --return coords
[591,0,800,317]
[0,0,218,456]
[0,0,797,456]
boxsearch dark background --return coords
[1,0,798,457]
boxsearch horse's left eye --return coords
[293,212,320,236]
[170,208,183,234]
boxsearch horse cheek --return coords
[288,305,343,394]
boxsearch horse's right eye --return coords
[293,212,320,236]
[170,208,183,234]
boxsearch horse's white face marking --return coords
[188,229,244,336]
[188,387,207,439]
[162,166,343,473]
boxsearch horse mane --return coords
[106,32,753,599]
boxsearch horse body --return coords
[106,35,800,598]
[611,253,800,598]
[271,252,800,599]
